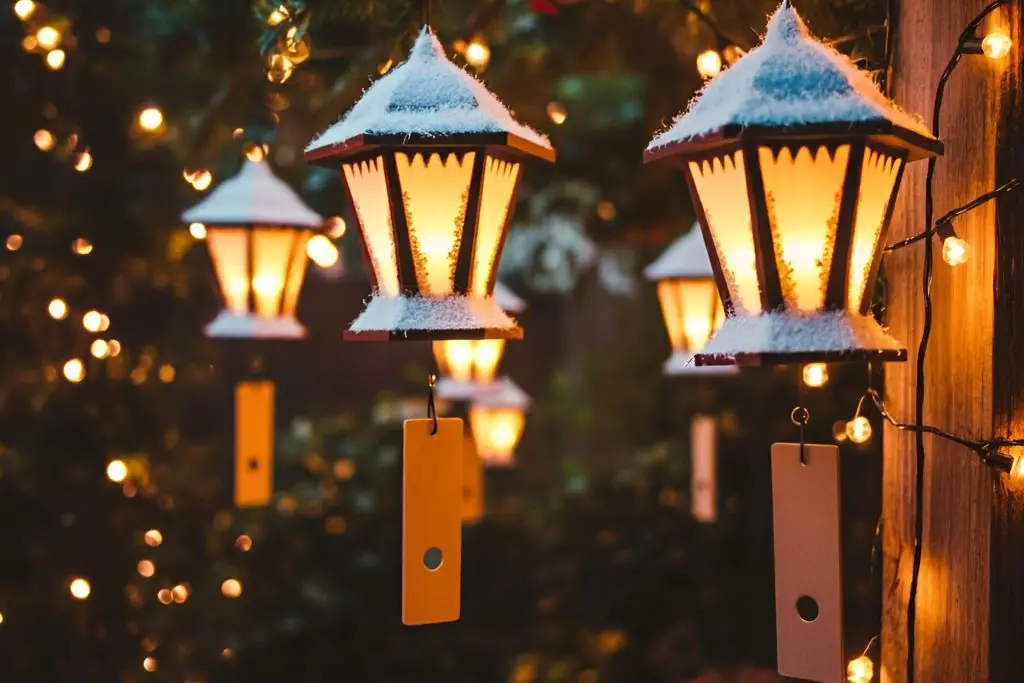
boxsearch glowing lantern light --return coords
[45,49,65,70]
[981,31,1012,60]
[801,362,828,388]
[14,0,35,21]
[644,224,735,376]
[696,49,722,79]
[847,655,874,683]
[48,298,68,320]
[304,27,554,341]
[137,106,165,133]
[644,2,942,365]
[435,282,526,400]
[469,377,531,467]
[464,39,491,70]
[69,578,91,599]
[106,459,128,482]
[182,160,324,339]
[35,25,60,50]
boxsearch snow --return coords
[644,223,713,280]
[494,281,527,314]
[306,27,552,155]
[647,2,934,151]
[435,377,483,402]
[695,309,903,363]
[663,350,739,376]
[182,160,323,228]
[347,294,520,335]
[204,311,306,340]
[470,376,531,409]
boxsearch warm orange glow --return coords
[208,228,248,313]
[189,222,207,239]
[306,234,339,268]
[34,129,55,151]
[656,279,723,356]
[221,578,243,598]
[689,152,761,312]
[69,578,91,599]
[397,151,476,295]
[106,459,127,482]
[847,655,873,683]
[342,157,400,295]
[74,150,93,172]
[137,107,164,133]
[433,339,505,384]
[137,560,155,578]
[465,40,490,69]
[942,236,970,267]
[470,405,526,466]
[759,144,850,312]
[63,359,85,383]
[14,0,35,20]
[144,529,163,547]
[849,149,901,310]
[846,416,872,444]
[802,362,828,388]
[696,49,722,79]
[48,298,68,320]
[205,227,309,319]
[35,25,60,50]
[470,156,520,296]
[251,229,294,316]
[45,49,65,70]
[983,31,1012,59]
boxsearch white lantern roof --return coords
[471,376,531,410]
[304,27,553,161]
[494,282,526,314]
[643,224,714,281]
[646,2,939,158]
[181,160,323,228]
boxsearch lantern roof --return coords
[305,27,554,163]
[181,160,323,228]
[471,377,531,409]
[494,282,526,314]
[643,224,713,281]
[345,295,521,341]
[646,2,941,161]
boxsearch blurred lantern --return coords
[644,224,735,376]
[304,27,554,341]
[181,159,323,339]
[435,282,526,400]
[644,2,941,365]
[469,377,531,467]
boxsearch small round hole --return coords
[796,595,819,622]
[423,547,443,571]
[247,458,260,471]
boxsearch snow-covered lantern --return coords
[304,27,554,341]
[183,160,323,339]
[434,282,525,400]
[644,225,735,375]
[644,1,942,365]
[469,377,530,468]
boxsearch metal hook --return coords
[427,373,438,435]
[791,406,810,465]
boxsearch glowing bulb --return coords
[35,25,61,50]
[847,655,874,683]
[74,150,93,172]
[802,363,829,388]
[108,339,122,356]
[942,236,970,267]
[14,0,35,20]
[846,416,873,445]
[235,534,253,551]
[158,365,175,383]
[171,584,189,603]
[72,237,93,255]
[546,101,568,125]
[189,222,207,239]
[63,359,85,383]
[306,234,339,267]
[982,31,1012,59]
[137,106,164,133]
[244,143,268,162]
[69,578,91,599]
[91,339,110,359]
[221,578,242,598]
[34,129,55,151]
[696,49,723,79]
[45,49,65,70]
[137,560,155,578]
[465,39,490,69]
[184,169,213,191]
[143,656,158,672]
[266,53,295,83]
[325,216,347,239]
[267,6,289,25]
[106,459,128,482]
[157,588,172,604]
[82,310,103,332]
[144,529,163,547]
[48,298,68,320]
[5,234,23,251]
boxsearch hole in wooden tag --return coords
[423,547,443,571]
[796,595,819,622]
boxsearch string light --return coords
[324,216,346,239]
[48,298,68,320]
[221,578,242,598]
[244,143,268,162]
[35,25,61,50]
[13,0,35,20]
[63,359,85,383]
[0,610,4,625]
[235,534,253,551]
[74,150,93,172]
[106,459,128,482]
[171,584,189,603]
[136,560,155,578]
[267,5,289,25]
[183,169,213,191]
[266,53,295,83]
[21,35,36,51]
[696,49,723,78]
[158,365,175,383]
[306,234,339,268]
[982,31,1012,59]
[45,49,65,70]
[156,588,172,605]
[95,27,111,43]
[832,420,849,443]
[33,129,55,151]
[802,363,829,388]
[281,26,310,64]
[189,222,207,239]
[847,655,874,683]
[142,656,158,672]
[69,578,91,600]
[72,237,93,255]
[846,415,873,445]
[143,529,163,547]
[464,39,490,69]
[5,234,23,251]
[137,106,165,133]
[90,339,110,359]
[941,235,969,267]
[82,310,104,332]
[547,102,568,125]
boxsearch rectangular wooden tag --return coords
[771,443,844,683]
[403,417,462,626]
[690,415,717,523]
[235,380,274,508]
[462,432,484,525]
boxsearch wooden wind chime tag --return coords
[462,431,485,525]
[234,380,275,507]
[403,417,463,626]
[690,415,717,523]
[771,442,844,683]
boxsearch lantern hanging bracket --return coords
[426,373,439,436]
[790,406,809,466]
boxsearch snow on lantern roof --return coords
[305,27,553,161]
[345,294,521,340]
[494,282,527,314]
[647,2,938,155]
[643,223,713,281]
[471,376,531,409]
[181,160,323,228]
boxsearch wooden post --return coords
[884,1,1023,682]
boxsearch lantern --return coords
[645,224,736,375]
[644,1,942,365]
[182,160,323,339]
[434,282,525,400]
[304,27,554,341]
[469,377,530,468]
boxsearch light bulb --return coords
[45,49,65,70]
[325,216,347,239]
[143,529,163,547]
[846,416,873,445]
[184,169,213,191]
[72,237,93,255]
[267,6,289,25]
[143,656,158,672]
[221,578,242,598]
[91,339,110,359]
[306,234,339,267]
[244,142,268,162]
[82,310,103,332]
[982,31,1012,59]
[847,655,874,683]
[48,298,68,320]
[74,150,93,172]
[34,129,55,151]
[5,234,23,251]
[802,363,829,388]
[547,101,568,125]
[69,578,91,599]
[189,222,207,239]
[106,459,127,482]
[137,560,155,578]
[942,236,970,267]
[465,39,490,69]
[35,25,60,50]
[266,53,294,83]
[137,106,164,133]
[696,49,723,79]
[63,359,85,383]
[14,0,35,20]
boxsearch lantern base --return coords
[480,452,517,469]
[345,295,523,342]
[694,310,906,366]
[436,378,484,403]
[205,312,306,340]
[664,351,740,376]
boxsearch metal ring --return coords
[791,406,810,427]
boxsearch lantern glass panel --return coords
[758,144,850,312]
[470,156,521,296]
[688,151,761,313]
[470,405,525,466]
[251,227,297,316]
[433,339,505,383]
[342,157,401,296]
[396,151,476,295]
[207,227,249,315]
[848,149,902,310]
[657,279,723,354]
[282,230,312,316]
